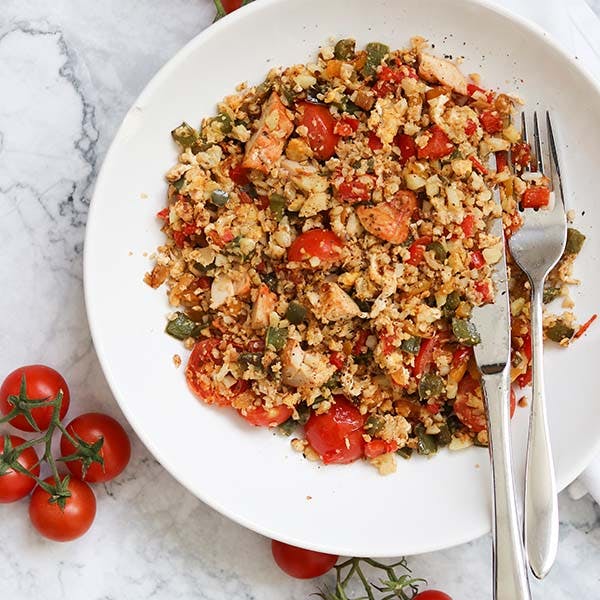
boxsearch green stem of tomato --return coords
[55,420,78,447]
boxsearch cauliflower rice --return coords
[145,38,589,474]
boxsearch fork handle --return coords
[482,369,531,600]
[525,283,559,579]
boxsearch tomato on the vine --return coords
[0,435,40,503]
[271,539,338,579]
[0,365,70,431]
[29,476,96,542]
[60,413,131,483]
[414,591,453,600]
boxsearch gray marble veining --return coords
[1,1,599,599]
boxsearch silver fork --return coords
[508,112,568,579]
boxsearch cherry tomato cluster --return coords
[271,539,452,599]
[0,365,131,542]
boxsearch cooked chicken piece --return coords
[210,270,252,309]
[281,339,335,388]
[418,52,467,95]
[243,92,294,173]
[356,190,417,244]
[306,282,362,323]
[251,283,277,329]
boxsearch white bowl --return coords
[84,0,600,556]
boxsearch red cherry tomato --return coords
[298,102,339,160]
[414,591,453,600]
[287,229,344,263]
[417,125,454,159]
[0,365,70,432]
[186,339,250,406]
[521,187,550,209]
[454,377,516,432]
[271,540,338,579]
[29,477,96,542]
[304,397,365,464]
[393,133,417,164]
[240,405,293,427]
[220,0,244,14]
[480,110,503,134]
[0,435,40,503]
[453,375,487,432]
[60,413,131,483]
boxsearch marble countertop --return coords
[1,1,599,598]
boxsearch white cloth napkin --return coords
[493,0,600,504]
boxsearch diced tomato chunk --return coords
[480,110,503,134]
[230,164,250,185]
[413,336,437,377]
[334,117,360,136]
[469,155,487,175]
[517,368,532,389]
[475,280,493,303]
[156,207,169,220]
[512,142,531,168]
[467,83,495,103]
[336,177,373,203]
[470,250,485,269]
[352,330,370,356]
[461,214,475,238]
[417,125,454,159]
[364,439,399,459]
[464,119,477,136]
[521,187,550,209]
[393,133,417,165]
[368,132,383,151]
[380,333,396,356]
[329,352,345,371]
[406,236,432,266]
[452,346,472,368]
[495,151,508,172]
[425,404,440,415]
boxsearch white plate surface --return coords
[84,0,600,556]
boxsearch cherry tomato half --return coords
[29,477,96,542]
[60,413,131,483]
[454,376,516,432]
[271,540,338,579]
[287,229,344,263]
[414,591,453,600]
[0,365,70,432]
[304,397,365,464]
[0,435,40,503]
[298,102,339,160]
[240,405,293,427]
